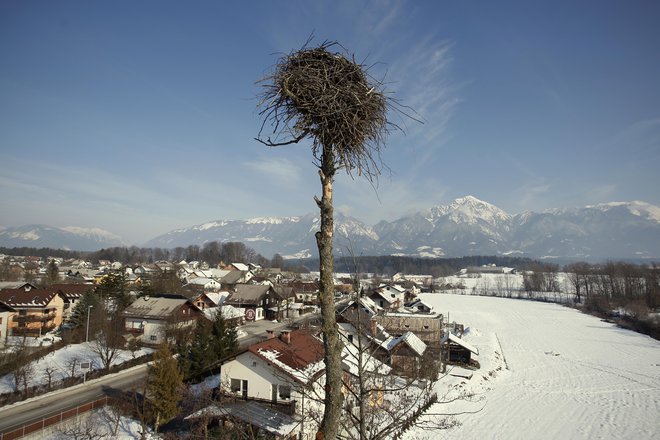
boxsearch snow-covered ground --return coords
[0,342,154,394]
[405,293,660,440]
[44,407,157,440]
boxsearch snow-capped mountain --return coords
[145,196,660,260]
[373,196,512,257]
[143,212,380,259]
[0,225,125,251]
[4,197,659,260]
[508,201,660,260]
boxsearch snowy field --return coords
[0,342,153,394]
[405,293,660,440]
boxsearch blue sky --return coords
[1,0,659,245]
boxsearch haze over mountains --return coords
[3,196,657,262]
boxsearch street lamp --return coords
[85,305,93,343]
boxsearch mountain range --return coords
[2,196,659,260]
[0,225,125,252]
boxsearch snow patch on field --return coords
[404,294,660,440]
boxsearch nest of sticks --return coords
[257,41,391,178]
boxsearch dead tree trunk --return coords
[316,146,343,439]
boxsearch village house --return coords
[189,291,230,310]
[201,304,244,327]
[367,284,414,311]
[0,302,15,346]
[184,277,222,293]
[440,332,480,371]
[50,283,95,320]
[225,284,287,322]
[0,286,65,337]
[220,270,253,288]
[339,317,429,378]
[283,280,319,304]
[386,331,428,377]
[154,260,177,273]
[218,329,325,436]
[377,310,444,346]
[123,296,201,345]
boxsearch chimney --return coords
[266,329,275,339]
[280,330,291,344]
[370,318,378,338]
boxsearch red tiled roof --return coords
[0,288,61,307]
[51,283,94,298]
[249,330,325,384]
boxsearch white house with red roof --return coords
[219,329,325,418]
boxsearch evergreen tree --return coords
[185,309,238,378]
[45,260,60,285]
[148,343,183,434]
[186,319,214,378]
[96,270,132,310]
[68,291,103,337]
[210,307,238,359]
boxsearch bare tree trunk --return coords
[316,146,343,439]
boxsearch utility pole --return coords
[85,305,93,343]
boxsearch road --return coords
[0,362,149,434]
[0,311,320,435]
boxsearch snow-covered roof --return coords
[232,263,249,271]
[387,331,427,357]
[187,401,300,436]
[123,296,194,319]
[203,304,243,321]
[204,291,230,306]
[441,332,479,355]
[249,330,325,384]
[227,284,272,303]
[186,277,218,286]
[341,336,392,376]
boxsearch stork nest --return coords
[257,41,390,178]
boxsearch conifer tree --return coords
[45,259,59,285]
[148,343,183,434]
[186,318,214,378]
[68,290,102,340]
[210,307,238,358]
[185,308,238,378]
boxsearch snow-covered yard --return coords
[405,293,660,440]
[44,406,157,440]
[0,342,153,394]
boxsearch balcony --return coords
[14,313,57,323]
[125,327,145,336]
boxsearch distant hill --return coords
[0,225,125,252]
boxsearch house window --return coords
[231,378,241,393]
[347,334,354,343]
[252,361,257,367]
[279,385,291,400]
[150,335,157,341]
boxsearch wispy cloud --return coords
[514,181,551,210]
[243,157,303,187]
[609,117,660,156]
[585,184,617,202]
[335,175,451,224]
